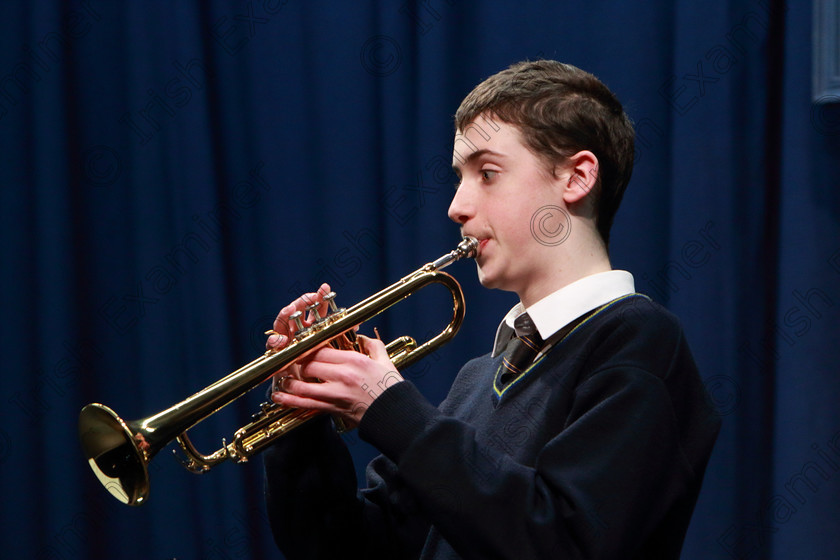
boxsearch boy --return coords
[263,60,720,559]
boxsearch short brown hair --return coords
[455,60,635,246]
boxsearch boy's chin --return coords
[475,267,504,291]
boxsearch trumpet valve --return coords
[290,311,308,339]
[323,291,339,314]
[307,302,323,322]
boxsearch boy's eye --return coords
[481,170,498,181]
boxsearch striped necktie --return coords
[499,331,544,386]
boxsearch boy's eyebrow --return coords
[451,149,506,172]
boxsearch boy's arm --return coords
[358,368,715,560]
[263,415,428,559]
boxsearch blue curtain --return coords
[2,1,838,559]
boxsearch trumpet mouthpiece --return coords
[429,237,479,271]
[458,236,479,259]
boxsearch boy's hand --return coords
[265,283,332,390]
[270,334,403,428]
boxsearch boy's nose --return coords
[448,186,473,224]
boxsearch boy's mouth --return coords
[461,233,489,257]
[470,238,489,259]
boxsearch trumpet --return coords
[78,236,478,506]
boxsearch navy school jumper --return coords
[264,294,721,559]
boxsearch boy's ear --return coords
[558,150,599,204]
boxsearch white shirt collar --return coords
[491,270,636,356]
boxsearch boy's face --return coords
[449,118,572,302]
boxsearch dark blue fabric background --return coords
[1,1,838,559]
